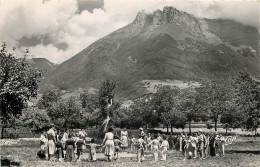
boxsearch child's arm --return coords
[147,140,153,146]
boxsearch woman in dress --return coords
[47,124,56,161]
[209,132,216,156]
[102,127,115,161]
[65,134,76,162]
[120,128,128,152]
[39,130,48,159]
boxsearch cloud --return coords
[0,0,258,64]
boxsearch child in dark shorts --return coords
[76,135,85,161]
[114,135,123,160]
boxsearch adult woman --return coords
[47,124,56,161]
[39,130,48,159]
[209,132,216,156]
[148,134,160,162]
[121,128,128,151]
[102,127,115,161]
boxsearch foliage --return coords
[232,72,260,131]
[47,97,84,128]
[98,79,116,118]
[0,43,42,125]
[37,89,60,109]
[15,109,50,128]
[196,79,230,131]
[150,86,178,123]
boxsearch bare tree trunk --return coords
[226,126,228,135]
[171,124,173,133]
[252,129,254,142]
[167,124,169,133]
[214,119,217,131]
[189,120,191,134]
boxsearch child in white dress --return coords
[160,136,169,161]
[148,134,160,162]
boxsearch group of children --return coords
[38,125,226,163]
[39,126,100,162]
[167,130,226,159]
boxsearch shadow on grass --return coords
[226,150,260,154]
[1,158,21,166]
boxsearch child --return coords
[160,135,169,161]
[136,135,146,162]
[215,133,226,157]
[86,139,100,161]
[56,136,64,162]
[148,134,160,162]
[76,135,85,161]
[131,135,137,152]
[65,134,76,162]
[146,133,152,151]
[114,135,123,160]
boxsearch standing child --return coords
[65,134,76,162]
[114,135,123,160]
[56,136,64,162]
[131,135,137,152]
[136,135,146,162]
[160,136,169,161]
[148,134,160,162]
[86,139,101,161]
[76,135,85,161]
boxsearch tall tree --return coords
[37,89,60,109]
[233,72,260,138]
[0,43,42,125]
[197,79,230,131]
[47,97,83,128]
[178,88,201,134]
[98,79,116,134]
[151,86,178,121]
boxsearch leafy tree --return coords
[233,72,260,137]
[98,79,116,118]
[47,97,84,128]
[177,88,200,134]
[197,79,230,131]
[150,86,178,125]
[37,89,60,109]
[132,95,158,128]
[0,43,42,125]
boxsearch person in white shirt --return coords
[47,124,56,161]
[39,130,48,160]
[160,135,169,161]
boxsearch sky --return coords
[0,0,259,64]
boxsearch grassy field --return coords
[1,137,260,167]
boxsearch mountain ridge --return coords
[44,6,260,98]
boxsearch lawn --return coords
[1,137,260,167]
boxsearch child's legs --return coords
[141,148,145,160]
[92,151,96,161]
[137,148,141,162]
[153,148,158,161]
[222,145,225,156]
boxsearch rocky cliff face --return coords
[45,6,259,99]
[131,6,222,43]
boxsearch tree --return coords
[132,94,159,128]
[0,43,42,125]
[37,89,60,109]
[197,79,230,131]
[177,88,200,134]
[233,72,260,138]
[150,86,179,131]
[98,79,116,118]
[47,97,83,128]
